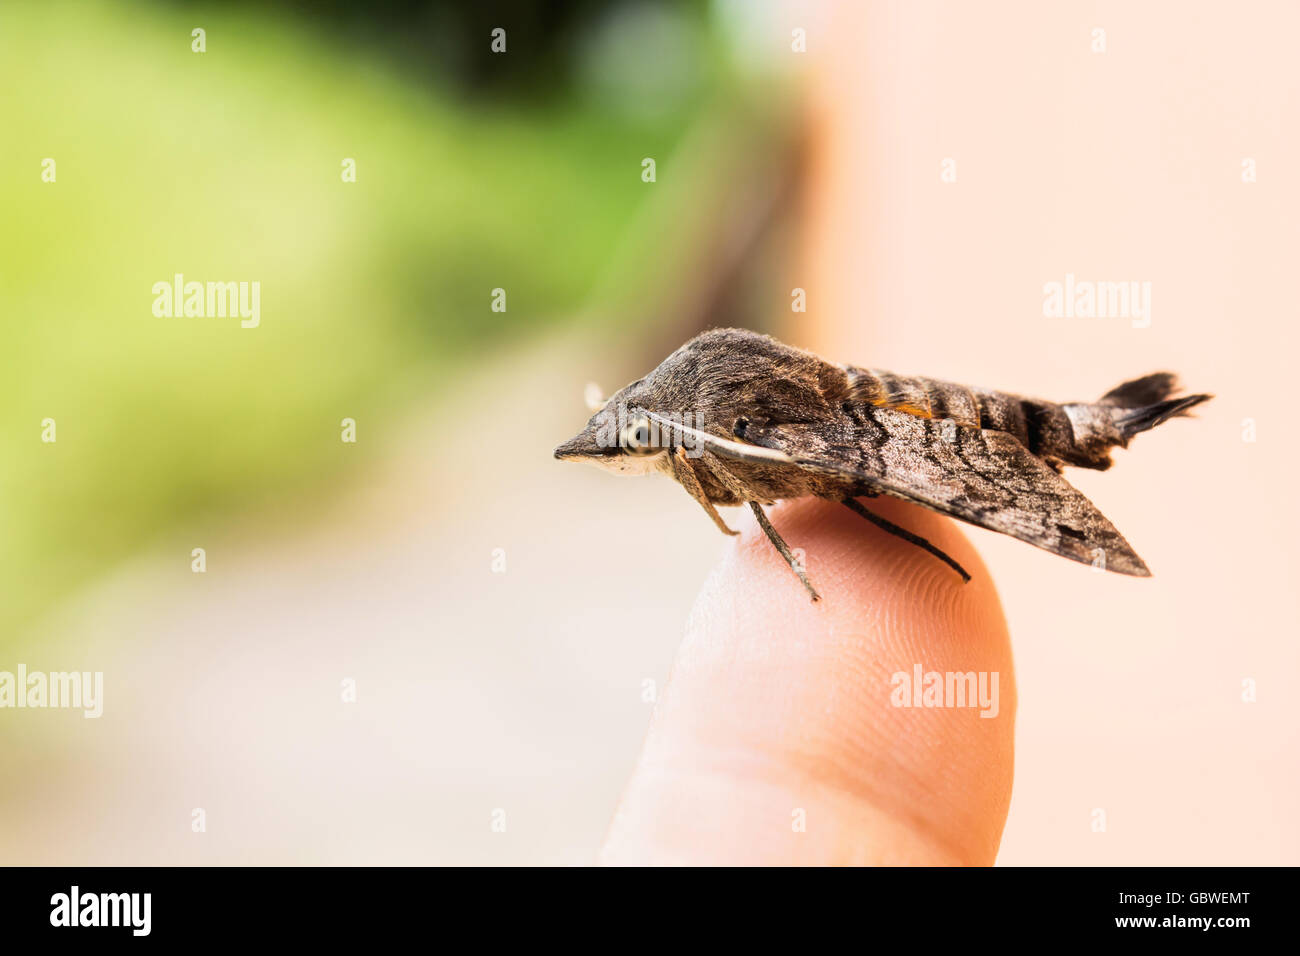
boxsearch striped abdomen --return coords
[840,366,1198,471]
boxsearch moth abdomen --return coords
[843,364,1207,472]
[969,388,1033,447]
[1114,393,1210,439]
[1055,379,1211,469]
[844,368,984,428]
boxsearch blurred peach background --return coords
[797,0,1299,864]
[2,0,1295,865]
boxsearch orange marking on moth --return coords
[871,397,934,419]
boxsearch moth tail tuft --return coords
[1098,372,1179,407]
[1116,393,1212,440]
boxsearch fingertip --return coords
[603,496,1017,865]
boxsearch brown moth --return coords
[554,328,1210,600]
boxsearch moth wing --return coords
[744,409,1151,576]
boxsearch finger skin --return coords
[600,496,1017,865]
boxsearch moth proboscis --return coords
[554,328,1211,601]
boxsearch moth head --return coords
[554,384,670,476]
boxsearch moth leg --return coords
[671,446,738,536]
[700,450,820,600]
[749,502,821,602]
[841,498,972,583]
[700,449,751,499]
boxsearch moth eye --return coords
[620,416,659,455]
[733,417,750,438]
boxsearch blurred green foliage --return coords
[0,0,727,637]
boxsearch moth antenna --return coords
[641,410,795,465]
